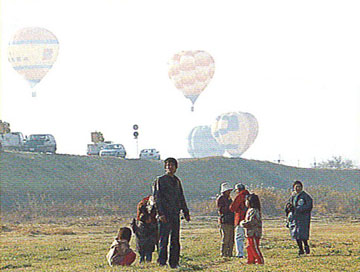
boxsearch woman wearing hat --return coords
[216,182,235,257]
[285,180,313,256]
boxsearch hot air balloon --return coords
[188,125,225,158]
[8,27,59,97]
[211,111,259,157]
[168,50,215,111]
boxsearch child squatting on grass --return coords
[240,193,264,265]
[106,227,136,267]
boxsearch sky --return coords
[1,0,359,168]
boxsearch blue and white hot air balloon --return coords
[8,27,59,97]
[188,125,225,158]
[211,111,259,157]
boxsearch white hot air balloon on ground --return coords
[8,27,59,97]
[211,111,259,157]
[168,50,215,111]
[188,125,225,158]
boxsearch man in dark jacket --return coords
[216,182,235,257]
[285,180,313,256]
[153,157,190,268]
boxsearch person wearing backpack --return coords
[229,183,250,258]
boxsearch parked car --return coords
[99,143,126,158]
[23,134,57,154]
[139,148,160,160]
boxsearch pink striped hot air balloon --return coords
[8,27,59,97]
[168,50,215,111]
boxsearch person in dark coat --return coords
[285,180,313,256]
[153,157,190,269]
[216,182,235,257]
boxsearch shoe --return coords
[305,246,310,254]
[170,263,180,269]
[236,255,244,258]
[298,249,305,256]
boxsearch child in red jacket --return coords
[106,227,136,267]
[240,194,264,264]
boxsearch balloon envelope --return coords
[188,125,225,158]
[8,27,59,95]
[168,50,215,111]
[211,111,259,157]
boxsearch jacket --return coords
[229,189,250,225]
[106,238,134,267]
[240,208,262,238]
[131,219,158,253]
[216,194,234,225]
[286,190,313,240]
[153,174,189,219]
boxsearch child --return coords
[131,195,158,263]
[240,194,264,264]
[106,227,136,267]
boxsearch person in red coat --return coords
[229,183,249,258]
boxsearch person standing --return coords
[229,183,250,258]
[153,157,190,269]
[240,193,264,265]
[285,180,313,256]
[216,182,235,257]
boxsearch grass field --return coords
[1,216,359,271]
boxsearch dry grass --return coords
[1,216,359,271]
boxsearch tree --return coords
[315,156,356,170]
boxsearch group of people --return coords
[106,157,313,268]
[216,182,263,264]
[106,157,190,268]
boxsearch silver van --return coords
[23,134,57,154]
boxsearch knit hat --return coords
[220,182,233,194]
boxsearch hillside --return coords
[1,151,359,213]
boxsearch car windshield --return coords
[104,144,123,149]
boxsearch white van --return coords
[0,132,25,151]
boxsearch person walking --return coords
[240,193,264,265]
[216,182,235,257]
[153,157,190,269]
[285,180,313,256]
[229,183,250,258]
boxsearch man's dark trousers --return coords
[158,216,180,267]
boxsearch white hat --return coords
[220,182,233,194]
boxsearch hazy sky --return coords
[1,0,359,167]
